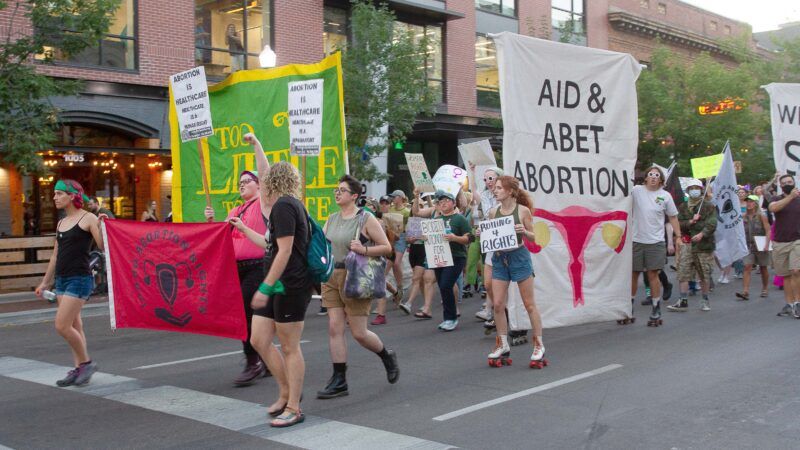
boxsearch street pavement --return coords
[1,270,800,449]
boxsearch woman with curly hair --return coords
[229,133,311,428]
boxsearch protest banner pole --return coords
[197,138,213,222]
[302,155,307,203]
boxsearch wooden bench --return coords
[0,236,56,292]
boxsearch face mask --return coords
[688,190,703,199]
[782,184,795,195]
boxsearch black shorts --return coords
[254,288,311,323]
[409,244,426,268]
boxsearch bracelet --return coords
[257,280,286,296]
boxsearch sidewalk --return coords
[0,291,108,326]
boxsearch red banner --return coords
[103,220,246,340]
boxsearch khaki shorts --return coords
[772,240,800,276]
[677,245,714,282]
[632,241,666,272]
[743,251,770,267]
[321,269,372,316]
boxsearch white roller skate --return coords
[487,336,511,367]
[529,341,548,369]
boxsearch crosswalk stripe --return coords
[0,357,455,449]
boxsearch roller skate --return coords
[488,336,512,367]
[529,342,548,369]
[617,298,636,325]
[483,319,496,336]
[509,329,528,346]
[647,299,663,327]
[462,284,474,298]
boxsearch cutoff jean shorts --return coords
[491,246,534,283]
[54,275,94,300]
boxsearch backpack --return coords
[306,214,334,283]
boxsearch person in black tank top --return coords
[36,179,104,387]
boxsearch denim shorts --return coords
[54,275,94,300]
[491,246,534,282]
[395,232,408,253]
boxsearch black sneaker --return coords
[74,361,97,386]
[793,303,800,319]
[662,282,673,301]
[667,299,688,312]
[382,349,399,384]
[56,368,79,387]
[317,306,328,316]
[777,304,793,317]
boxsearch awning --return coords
[388,0,465,21]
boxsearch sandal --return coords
[267,401,287,417]
[414,311,432,319]
[270,407,305,428]
[735,292,749,301]
[760,290,768,298]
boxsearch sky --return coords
[681,0,800,32]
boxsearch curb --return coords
[0,303,109,327]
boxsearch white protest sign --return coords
[458,139,496,167]
[421,219,453,268]
[479,216,518,253]
[754,236,773,252]
[170,66,213,142]
[406,217,423,240]
[288,79,323,156]
[433,165,467,197]
[763,83,800,176]
[405,153,436,192]
[493,32,640,328]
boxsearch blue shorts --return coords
[394,232,408,254]
[491,246,534,283]
[54,275,94,300]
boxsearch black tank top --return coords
[55,214,93,277]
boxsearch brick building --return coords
[0,0,758,235]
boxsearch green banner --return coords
[169,53,347,223]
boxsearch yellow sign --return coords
[691,154,724,179]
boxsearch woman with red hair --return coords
[478,175,546,368]
[36,179,104,386]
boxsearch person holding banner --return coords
[204,163,271,386]
[468,163,504,323]
[476,176,545,367]
[405,189,439,319]
[767,174,800,318]
[737,195,771,300]
[317,175,399,399]
[35,180,104,387]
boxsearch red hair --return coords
[496,176,533,211]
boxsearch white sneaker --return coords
[700,299,710,311]
[440,320,458,332]
[475,308,492,321]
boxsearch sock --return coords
[702,294,709,300]
[680,291,688,298]
[652,297,661,307]
[333,362,347,374]
[376,347,389,359]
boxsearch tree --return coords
[339,0,437,181]
[0,0,120,174]
[637,44,773,184]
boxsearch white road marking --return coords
[0,357,455,450]
[131,340,312,370]
[432,364,624,421]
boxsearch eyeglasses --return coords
[484,176,495,182]
[334,188,354,194]
[239,179,255,187]
[647,172,661,178]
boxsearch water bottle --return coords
[42,290,57,303]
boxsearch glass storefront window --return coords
[195,0,271,79]
[475,35,499,109]
[475,0,515,17]
[324,6,348,56]
[394,21,444,104]
[552,0,587,46]
[37,0,137,69]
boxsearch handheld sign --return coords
[405,153,436,192]
[690,154,724,179]
[384,212,404,235]
[406,217,423,240]
[458,139,495,166]
[170,67,213,142]
[479,216,518,253]
[288,79,323,156]
[433,165,467,197]
[421,219,453,268]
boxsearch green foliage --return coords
[339,0,437,182]
[0,0,120,174]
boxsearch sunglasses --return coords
[647,172,661,178]
[484,176,495,182]
[334,188,355,194]
[239,179,255,187]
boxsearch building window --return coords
[195,1,272,79]
[724,25,731,35]
[324,6,348,56]
[394,22,444,104]
[475,0,516,17]
[709,21,718,31]
[657,2,666,14]
[552,1,586,46]
[475,35,499,109]
[37,0,137,70]
[640,0,649,9]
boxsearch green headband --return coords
[54,180,90,202]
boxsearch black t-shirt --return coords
[265,196,311,289]
[772,194,800,243]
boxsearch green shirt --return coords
[389,205,411,227]
[441,213,470,258]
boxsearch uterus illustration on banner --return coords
[493,32,641,327]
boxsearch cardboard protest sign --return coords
[458,139,496,166]
[479,216,518,253]
[383,212,404,235]
[421,219,453,267]
[169,54,347,223]
[494,32,639,327]
[406,217,423,240]
[433,165,467,197]
[690,154,723,179]
[170,66,214,142]
[288,78,323,156]
[763,83,800,176]
[405,153,436,192]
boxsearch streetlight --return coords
[259,45,276,68]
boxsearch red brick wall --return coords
[444,0,477,117]
[273,0,324,65]
[587,0,610,49]
[519,0,552,39]
[608,0,750,38]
